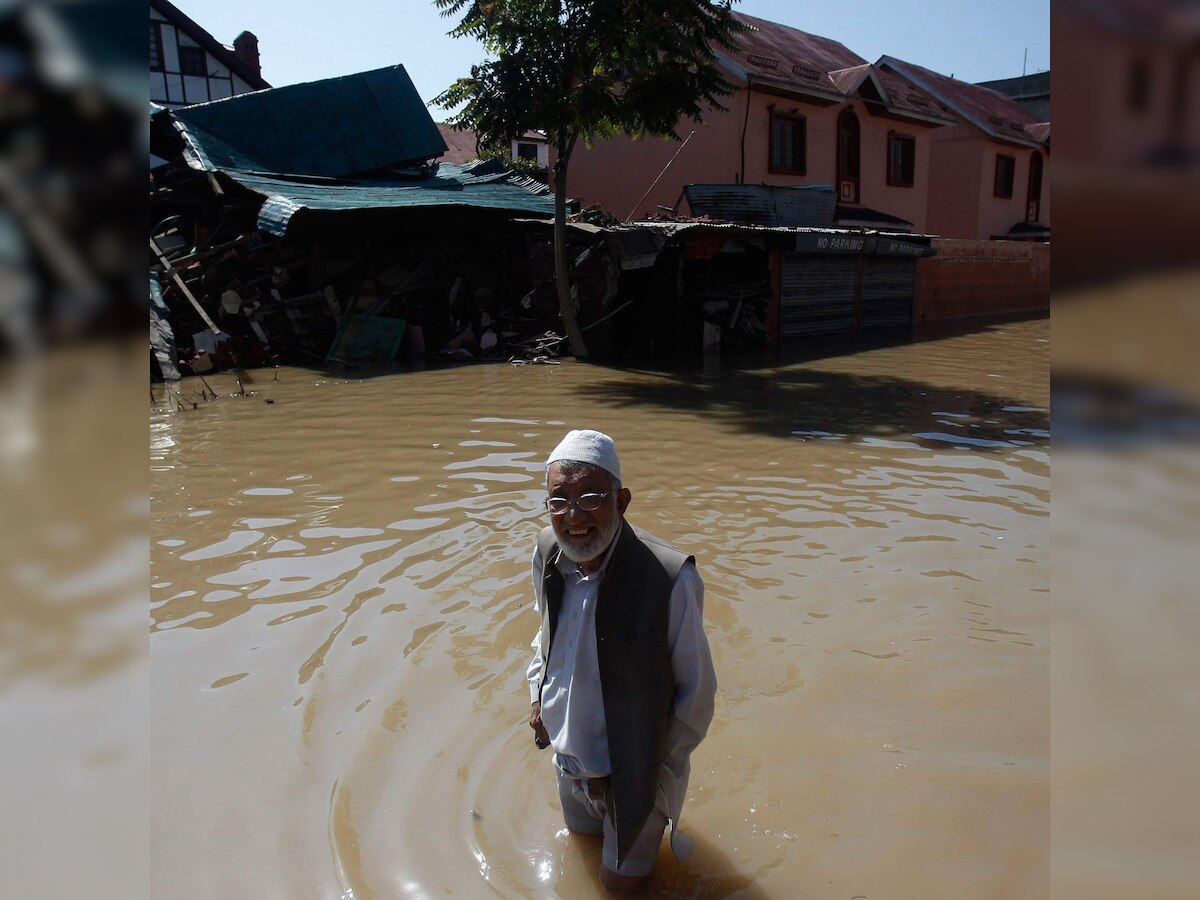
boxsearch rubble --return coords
[567,204,620,227]
[148,165,567,377]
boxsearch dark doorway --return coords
[1026,151,1043,222]
[837,108,861,204]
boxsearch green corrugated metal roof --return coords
[226,160,554,235]
[164,65,447,177]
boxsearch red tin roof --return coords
[436,126,546,164]
[437,123,479,164]
[728,12,866,98]
[879,56,1047,146]
[827,63,956,125]
[870,66,956,122]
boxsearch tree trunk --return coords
[553,147,588,359]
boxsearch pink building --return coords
[875,57,1050,241]
[560,12,1050,241]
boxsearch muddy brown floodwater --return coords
[151,318,1049,899]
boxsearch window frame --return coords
[768,110,806,176]
[993,154,1015,199]
[150,22,164,72]
[836,107,861,203]
[1026,151,1044,222]
[886,132,915,188]
[178,45,207,78]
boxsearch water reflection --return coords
[151,318,1048,897]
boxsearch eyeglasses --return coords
[544,492,610,515]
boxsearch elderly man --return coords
[527,429,717,893]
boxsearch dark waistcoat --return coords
[536,522,692,867]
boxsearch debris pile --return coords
[149,165,567,376]
[696,277,769,345]
[148,66,565,378]
[568,204,620,227]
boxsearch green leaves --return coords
[433,0,750,358]
[435,0,749,154]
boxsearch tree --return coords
[434,0,748,358]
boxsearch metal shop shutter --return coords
[780,253,858,338]
[860,257,916,331]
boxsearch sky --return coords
[181,0,1050,115]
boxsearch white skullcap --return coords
[546,429,621,482]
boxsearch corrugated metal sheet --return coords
[730,12,866,97]
[149,272,180,381]
[860,258,915,331]
[780,253,858,337]
[879,56,1047,147]
[684,184,837,227]
[227,160,554,235]
[163,66,447,177]
[604,230,667,270]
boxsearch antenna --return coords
[1023,48,1028,77]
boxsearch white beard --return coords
[554,508,621,565]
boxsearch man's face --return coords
[546,461,631,566]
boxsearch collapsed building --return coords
[150,65,562,378]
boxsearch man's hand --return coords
[530,701,550,749]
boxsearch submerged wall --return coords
[914,239,1049,323]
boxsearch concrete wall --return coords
[562,126,734,221]
[925,127,982,239]
[926,124,1050,240]
[913,239,1049,323]
[975,145,1033,240]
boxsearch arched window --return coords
[1026,151,1043,222]
[837,108,860,203]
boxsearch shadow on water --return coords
[573,365,1050,452]
[314,318,1051,451]
[313,314,1047,381]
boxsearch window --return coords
[887,133,915,187]
[837,108,860,202]
[516,141,538,161]
[179,45,206,77]
[769,111,805,175]
[1026,151,1043,221]
[150,23,163,71]
[994,154,1015,198]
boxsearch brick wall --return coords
[914,239,1049,323]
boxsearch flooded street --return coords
[151,318,1049,898]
